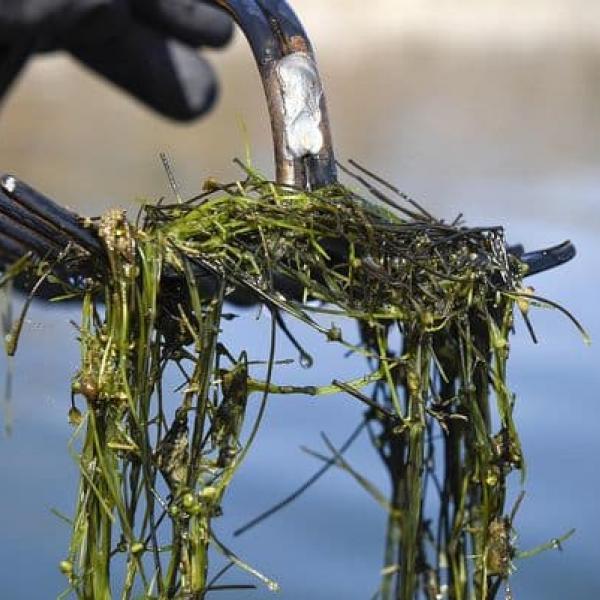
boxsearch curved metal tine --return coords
[509,240,576,277]
[216,0,336,189]
[0,174,103,257]
[254,0,337,188]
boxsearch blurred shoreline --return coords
[296,0,600,51]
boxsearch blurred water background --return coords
[0,0,599,597]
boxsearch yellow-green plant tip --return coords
[59,560,73,575]
[186,503,202,516]
[131,542,144,554]
[200,486,218,501]
[68,406,83,427]
[182,493,195,509]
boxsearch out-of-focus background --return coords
[1,0,599,597]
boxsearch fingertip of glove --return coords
[131,0,235,49]
[206,12,235,48]
[165,79,219,122]
[162,43,220,121]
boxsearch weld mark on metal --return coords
[276,52,324,159]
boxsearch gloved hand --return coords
[0,0,233,120]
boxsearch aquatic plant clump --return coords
[3,164,575,599]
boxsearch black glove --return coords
[0,0,233,120]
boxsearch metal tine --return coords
[0,189,75,254]
[0,203,67,259]
[515,240,576,277]
[0,174,103,256]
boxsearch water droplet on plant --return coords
[299,352,313,369]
